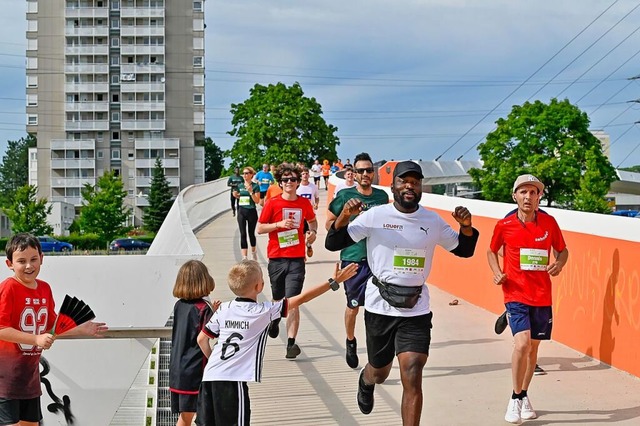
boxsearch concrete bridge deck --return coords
[196,192,640,425]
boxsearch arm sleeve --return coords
[202,310,220,338]
[550,217,567,253]
[489,222,504,253]
[325,222,356,251]
[450,227,480,258]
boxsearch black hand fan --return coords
[51,295,96,335]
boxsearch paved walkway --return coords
[196,191,640,425]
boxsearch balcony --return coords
[51,158,96,169]
[64,64,109,74]
[51,139,95,150]
[120,82,164,93]
[65,26,109,37]
[64,7,109,18]
[120,120,165,131]
[135,158,179,169]
[120,101,165,112]
[120,7,164,18]
[120,63,165,74]
[120,26,164,37]
[64,82,109,93]
[135,138,179,150]
[65,101,110,112]
[120,45,165,56]
[65,45,109,55]
[64,120,110,131]
[51,177,96,188]
[50,196,82,206]
[135,176,180,188]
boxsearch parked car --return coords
[109,238,151,252]
[611,210,639,217]
[38,236,73,253]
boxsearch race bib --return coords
[393,247,426,275]
[239,196,250,206]
[520,248,548,271]
[278,229,300,248]
[261,178,271,185]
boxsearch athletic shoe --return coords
[521,396,537,420]
[285,343,301,359]
[534,365,547,375]
[252,250,258,261]
[357,368,375,415]
[346,338,359,369]
[306,244,314,258]
[495,311,508,334]
[232,211,236,217]
[504,398,522,424]
[268,319,280,338]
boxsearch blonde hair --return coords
[243,166,256,175]
[227,260,262,296]
[172,260,216,300]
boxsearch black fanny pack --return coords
[372,276,422,308]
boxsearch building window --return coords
[193,94,203,105]
[27,94,38,106]
[111,37,120,47]
[27,75,38,88]
[97,132,103,141]
[27,115,37,125]
[27,39,37,51]
[193,74,204,87]
[97,150,104,159]
[113,131,120,141]
[193,37,204,50]
[26,57,37,70]
[111,74,120,84]
[111,149,121,160]
[193,19,204,31]
[111,19,119,29]
[111,1,120,10]
[193,56,203,68]
[112,94,119,103]
[193,1,203,11]
[128,151,134,160]
[111,55,120,66]
[111,112,120,122]
[194,111,204,125]
[27,20,37,32]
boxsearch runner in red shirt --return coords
[488,174,568,424]
[257,163,317,359]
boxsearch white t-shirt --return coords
[333,181,357,199]
[296,182,319,204]
[310,164,322,178]
[347,203,459,317]
[201,298,285,382]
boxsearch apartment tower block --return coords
[25,0,205,225]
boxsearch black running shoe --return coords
[285,343,301,359]
[494,311,508,335]
[534,364,547,375]
[346,338,359,369]
[268,319,280,338]
[357,368,374,415]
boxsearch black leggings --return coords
[237,207,258,249]
[230,190,239,212]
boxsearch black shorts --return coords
[196,381,250,426]
[365,310,433,368]
[0,397,42,425]
[259,191,267,199]
[342,260,371,308]
[267,258,306,300]
[170,391,198,414]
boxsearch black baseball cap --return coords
[393,161,424,179]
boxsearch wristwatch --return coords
[328,278,340,291]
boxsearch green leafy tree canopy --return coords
[79,171,129,245]
[227,82,339,168]
[197,137,224,181]
[0,134,36,208]
[2,185,53,235]
[143,158,173,233]
[469,98,617,211]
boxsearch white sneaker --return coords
[521,396,537,420]
[504,398,522,424]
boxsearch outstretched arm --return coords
[287,262,358,310]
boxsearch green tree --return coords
[0,134,36,208]
[2,185,53,235]
[469,98,617,210]
[143,158,173,232]
[620,165,640,173]
[198,137,224,181]
[227,82,339,168]
[79,171,129,245]
[573,147,614,213]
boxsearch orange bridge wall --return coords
[428,209,640,378]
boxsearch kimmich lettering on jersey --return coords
[225,320,250,329]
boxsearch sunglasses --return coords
[355,167,374,174]
[280,177,299,183]
[242,171,252,175]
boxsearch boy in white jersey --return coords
[196,260,357,425]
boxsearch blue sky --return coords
[2,0,640,167]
